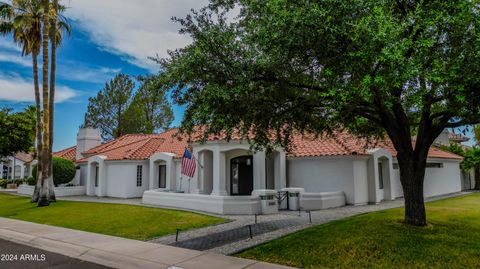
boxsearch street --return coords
[0,238,110,269]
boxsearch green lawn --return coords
[0,193,225,241]
[237,193,480,269]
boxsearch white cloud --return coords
[0,52,32,67]
[57,62,121,83]
[0,73,78,103]
[0,41,22,52]
[65,0,209,72]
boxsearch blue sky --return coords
[0,0,476,151]
[0,0,207,151]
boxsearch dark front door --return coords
[231,156,254,195]
[159,165,166,188]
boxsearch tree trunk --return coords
[47,0,58,202]
[398,156,427,226]
[474,166,480,190]
[31,54,42,203]
[38,0,51,207]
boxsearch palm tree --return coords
[0,0,43,202]
[0,0,71,205]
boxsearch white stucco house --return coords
[0,152,34,180]
[53,127,467,215]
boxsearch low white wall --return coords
[17,185,86,197]
[300,191,346,210]
[143,190,261,215]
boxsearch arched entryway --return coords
[230,155,254,195]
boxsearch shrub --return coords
[0,179,7,188]
[32,157,76,186]
[26,176,36,186]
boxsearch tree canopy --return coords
[0,107,35,158]
[157,0,480,226]
[83,74,173,140]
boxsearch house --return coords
[433,129,476,191]
[0,152,34,180]
[55,127,465,215]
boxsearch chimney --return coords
[76,128,102,161]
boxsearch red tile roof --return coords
[71,128,462,163]
[53,146,77,162]
[14,152,34,163]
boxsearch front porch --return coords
[144,142,287,214]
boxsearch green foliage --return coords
[0,193,225,240]
[474,125,480,145]
[83,74,138,140]
[82,74,173,140]
[158,0,480,152]
[462,148,480,171]
[26,176,35,186]
[439,143,465,157]
[238,194,480,268]
[32,157,75,186]
[0,107,35,158]
[130,75,174,134]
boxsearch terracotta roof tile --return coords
[53,146,77,162]
[14,152,34,163]
[73,128,462,163]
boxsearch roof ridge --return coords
[124,137,165,159]
[332,132,356,155]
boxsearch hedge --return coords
[32,157,76,186]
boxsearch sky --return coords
[0,0,476,151]
[0,0,208,151]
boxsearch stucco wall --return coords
[104,161,149,198]
[352,158,369,205]
[287,157,356,204]
[392,159,462,198]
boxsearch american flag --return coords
[181,148,196,178]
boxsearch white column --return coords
[253,151,266,190]
[149,158,155,190]
[276,151,287,189]
[0,162,3,179]
[211,148,228,196]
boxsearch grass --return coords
[0,193,225,241]
[237,193,480,269]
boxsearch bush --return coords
[0,179,7,188]
[26,176,36,186]
[32,157,76,186]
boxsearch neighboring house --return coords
[434,129,476,191]
[56,127,464,215]
[0,152,34,180]
[434,129,470,147]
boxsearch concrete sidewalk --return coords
[0,218,293,269]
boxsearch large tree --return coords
[130,75,174,134]
[83,74,139,140]
[0,108,35,158]
[158,0,480,226]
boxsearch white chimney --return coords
[76,128,102,160]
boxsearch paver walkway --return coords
[153,192,472,254]
[172,218,305,251]
[0,217,294,269]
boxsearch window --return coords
[94,166,99,187]
[426,163,444,168]
[136,165,143,187]
[378,163,384,189]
